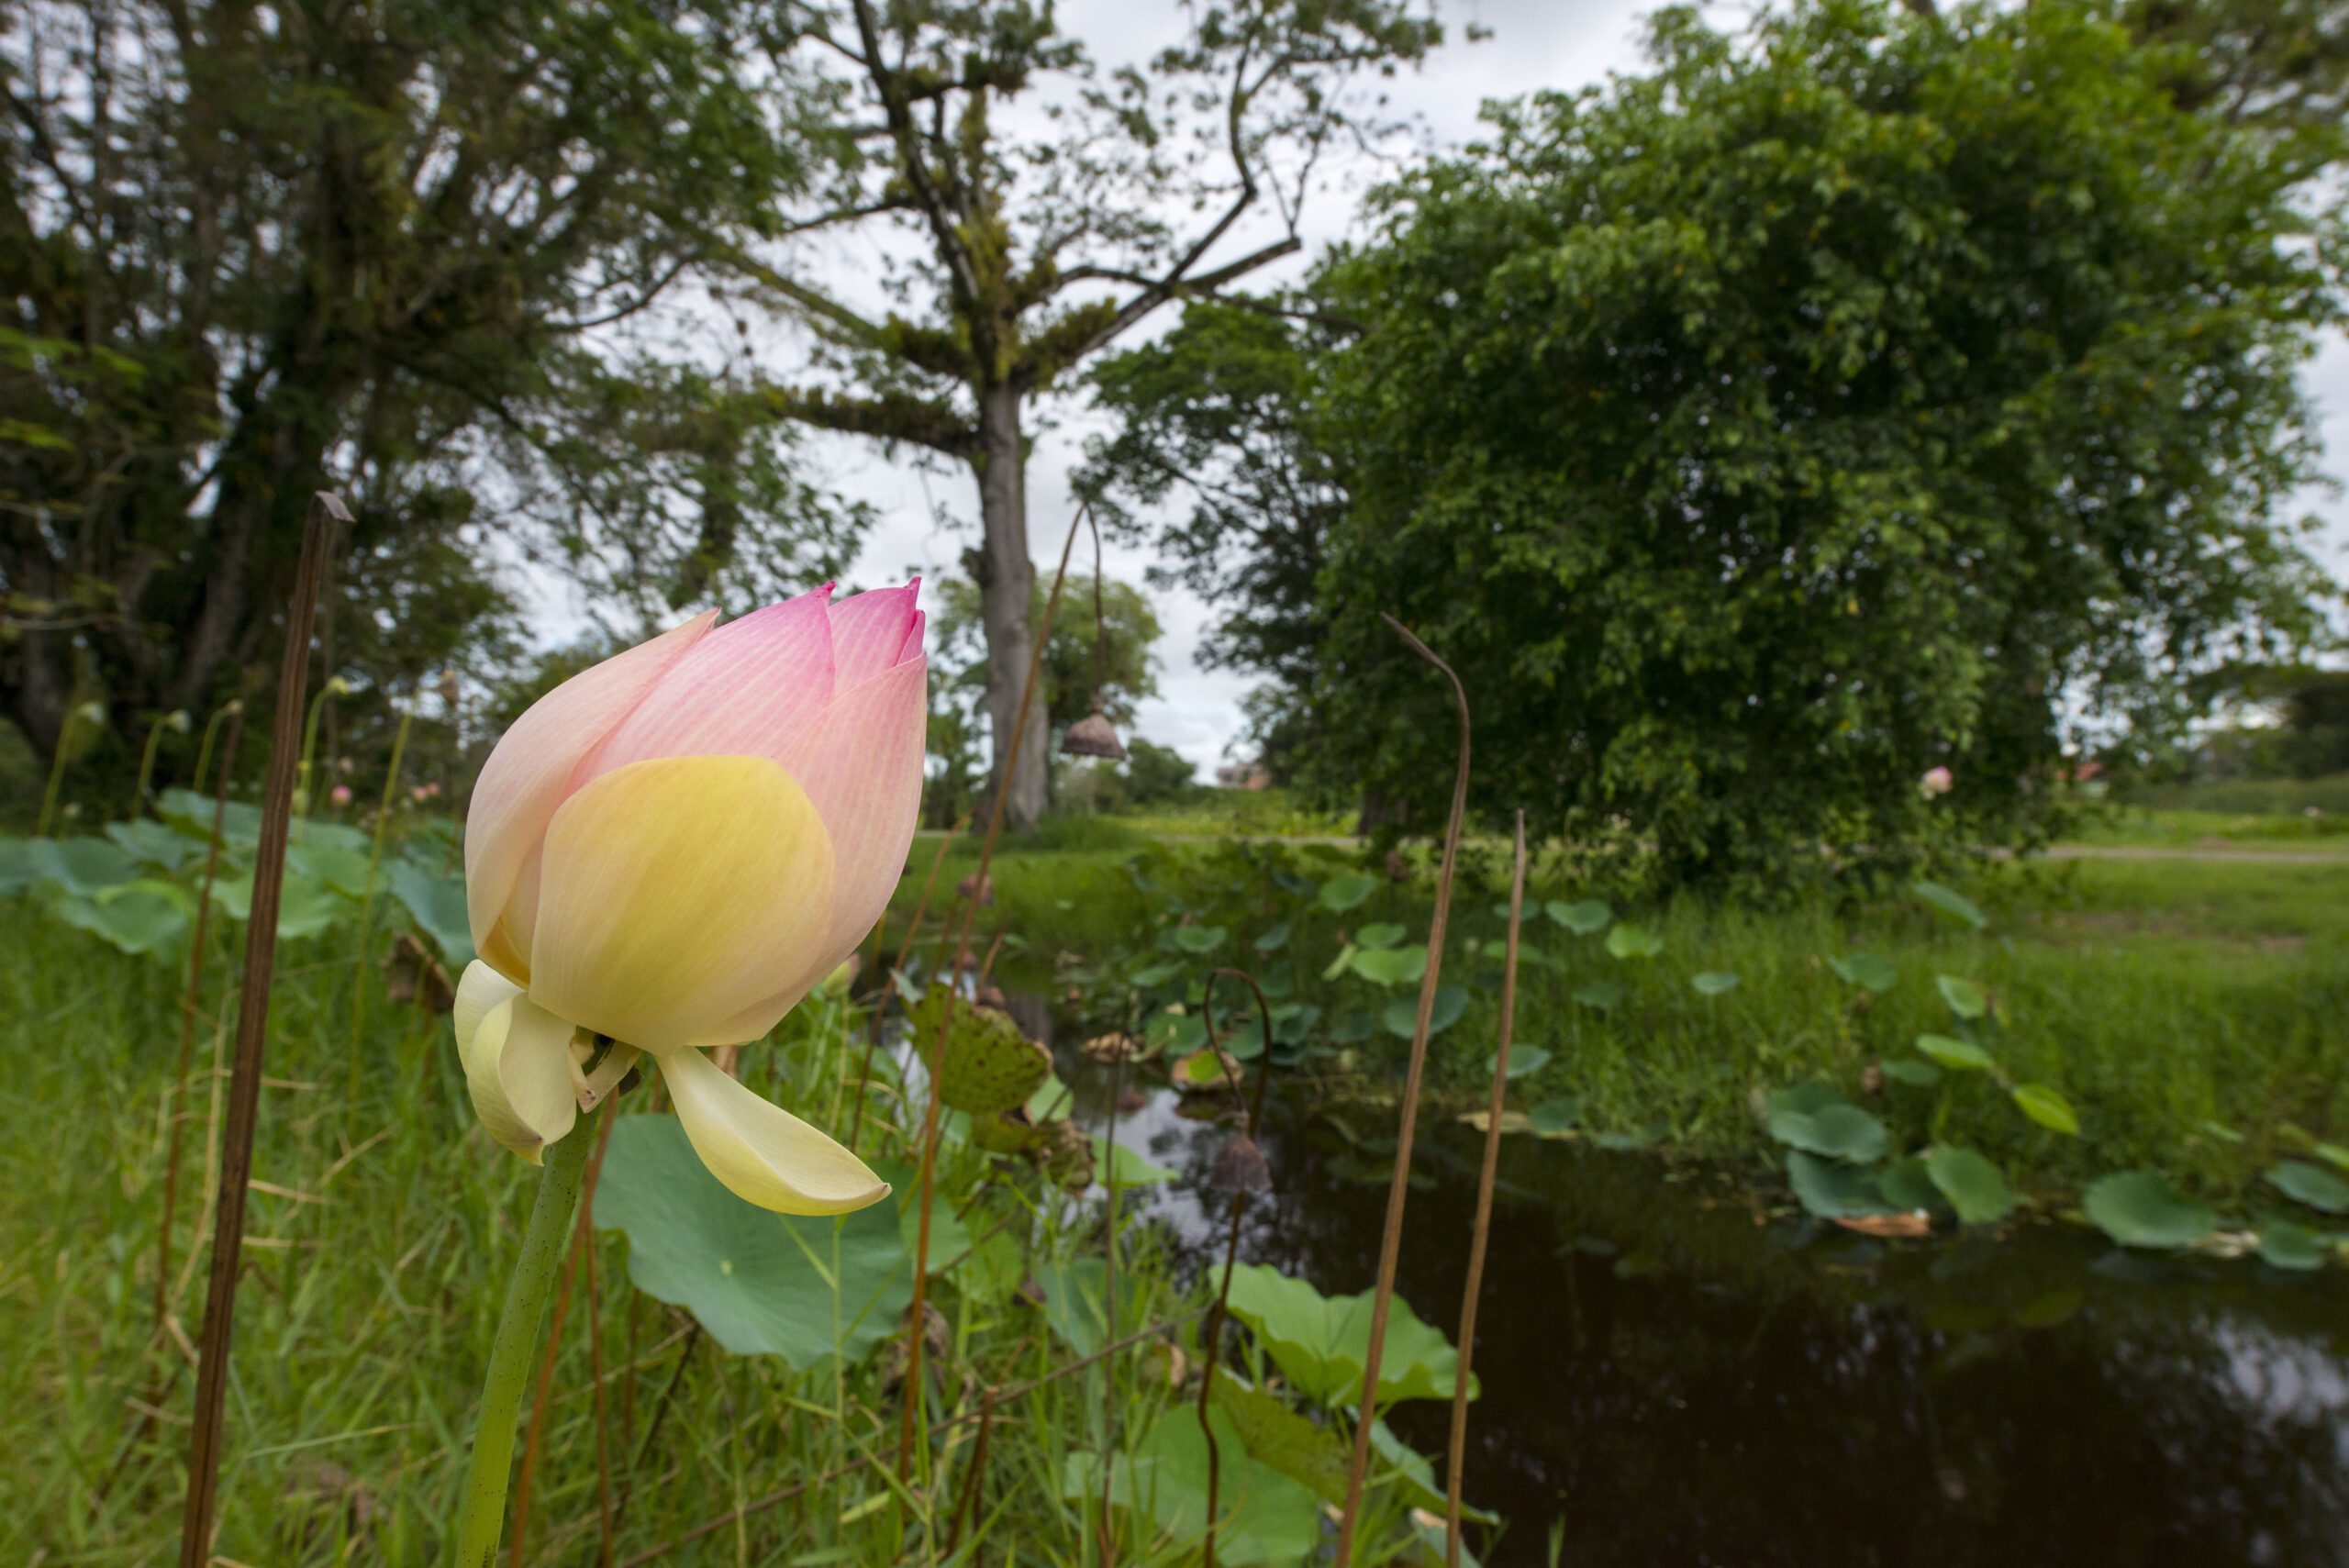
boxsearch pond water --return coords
[1035,1012,2349,1567]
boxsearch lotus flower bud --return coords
[456,583,928,1214]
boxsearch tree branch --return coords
[763,386,978,459]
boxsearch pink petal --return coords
[580,587,837,780]
[465,610,717,975]
[781,651,929,971]
[896,610,927,667]
[828,582,923,688]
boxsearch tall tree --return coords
[0,0,858,784]
[740,0,1438,829]
[1081,297,1342,780]
[1300,0,2342,889]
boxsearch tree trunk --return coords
[972,379,1048,832]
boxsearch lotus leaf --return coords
[2083,1171,2218,1249]
[1768,1100,1888,1163]
[1916,1033,1996,1073]
[1926,1145,2013,1225]
[1573,978,1624,1011]
[1063,1406,1321,1568]
[1354,921,1407,950]
[105,817,196,873]
[1486,1045,1551,1082]
[1546,898,1611,935]
[2266,1160,2349,1215]
[1825,952,1898,992]
[1173,924,1227,954]
[1317,874,1376,913]
[1911,879,1987,929]
[2257,1220,2328,1271]
[1352,945,1428,986]
[1935,974,1988,1020]
[1223,1262,1471,1407]
[1880,1057,1941,1087]
[387,858,474,967]
[1785,1150,1887,1218]
[1380,984,1467,1040]
[593,1116,910,1367]
[1605,922,1664,960]
[2012,1084,2080,1136]
[1690,971,1740,995]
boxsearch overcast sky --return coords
[540,0,2349,778]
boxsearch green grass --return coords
[0,902,1208,1565]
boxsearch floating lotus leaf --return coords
[908,985,1051,1116]
[1880,1057,1941,1087]
[1876,1155,1946,1217]
[1546,898,1611,935]
[1224,1262,1472,1407]
[2012,1084,2080,1136]
[1911,879,1987,929]
[1380,983,1467,1040]
[1145,1009,1208,1058]
[2257,1220,2328,1271]
[1926,1144,2013,1225]
[2083,1171,2218,1249]
[1252,922,1290,952]
[1785,1150,1887,1218]
[1486,1045,1551,1082]
[1317,874,1376,913]
[1529,1097,1581,1136]
[1690,971,1740,995]
[2266,1160,2349,1215]
[1351,946,1428,987]
[1769,1100,1889,1163]
[1354,921,1407,950]
[1826,952,1898,992]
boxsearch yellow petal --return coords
[662,1046,889,1216]
[527,755,835,1053]
[454,961,524,1062]
[568,1038,643,1113]
[464,995,578,1164]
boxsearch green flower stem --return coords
[451,1101,606,1568]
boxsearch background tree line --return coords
[1085,0,2349,891]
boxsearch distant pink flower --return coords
[1920,766,1954,799]
[454,582,927,1215]
[329,784,353,806]
[411,785,432,803]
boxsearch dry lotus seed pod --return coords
[1207,1131,1273,1195]
[1082,1031,1144,1063]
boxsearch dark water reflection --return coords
[1052,1030,2349,1566]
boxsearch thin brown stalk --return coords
[1197,969,1277,1568]
[176,493,342,1568]
[154,705,243,1340]
[510,1100,618,1566]
[896,505,1086,1483]
[974,928,1008,995]
[944,1385,997,1557]
[626,1307,1205,1567]
[1445,811,1525,1568]
[1332,613,1474,1566]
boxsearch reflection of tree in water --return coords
[1138,1080,2349,1567]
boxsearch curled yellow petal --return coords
[662,1046,889,1216]
[454,961,524,1063]
[464,994,578,1164]
[528,755,836,1053]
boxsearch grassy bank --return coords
[0,900,1221,1564]
[900,829,2349,1206]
